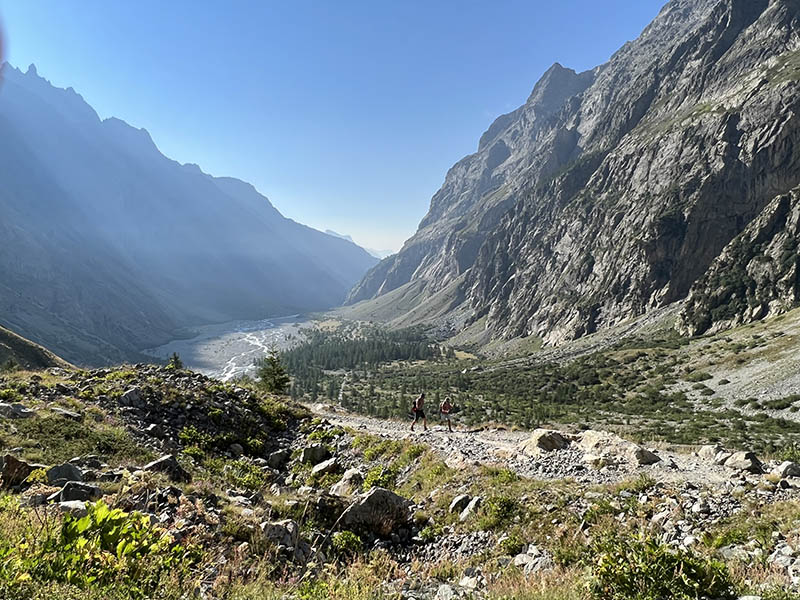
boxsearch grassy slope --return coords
[0,324,72,370]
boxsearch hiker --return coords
[411,392,427,431]
[440,395,453,433]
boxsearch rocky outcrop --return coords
[340,487,412,537]
[679,187,800,335]
[349,0,800,346]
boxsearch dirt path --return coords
[308,402,736,488]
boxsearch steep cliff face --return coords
[349,0,800,345]
[679,186,800,335]
[346,62,597,304]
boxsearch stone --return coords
[143,455,192,483]
[311,457,339,477]
[513,551,554,575]
[300,444,331,466]
[267,449,291,470]
[449,494,471,514]
[724,452,763,474]
[697,445,724,460]
[517,429,569,456]
[50,407,81,420]
[120,387,143,407]
[711,451,732,465]
[259,519,299,547]
[340,487,411,537]
[229,443,244,457]
[578,430,660,467]
[1,455,46,488]
[58,500,88,518]
[773,461,800,479]
[330,468,363,497]
[0,403,34,419]
[46,463,83,485]
[459,496,483,522]
[435,584,456,600]
[51,481,102,502]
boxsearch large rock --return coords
[143,455,192,483]
[697,445,725,461]
[259,519,299,547]
[0,403,35,419]
[329,468,363,497]
[120,387,144,407]
[724,452,763,474]
[449,494,471,514]
[300,444,331,466]
[518,429,570,456]
[1,455,47,488]
[267,449,291,470]
[459,496,483,522]
[311,457,339,477]
[340,487,411,537]
[773,461,800,479]
[578,430,660,467]
[49,481,102,502]
[46,463,84,485]
[58,500,88,518]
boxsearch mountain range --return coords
[346,0,800,346]
[0,63,377,365]
[325,231,394,259]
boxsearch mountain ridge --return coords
[0,62,377,365]
[346,0,800,347]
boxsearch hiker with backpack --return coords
[410,392,427,431]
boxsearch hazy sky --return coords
[0,1,665,252]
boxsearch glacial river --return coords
[143,316,308,381]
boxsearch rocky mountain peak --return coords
[348,0,800,348]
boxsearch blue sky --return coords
[0,1,665,252]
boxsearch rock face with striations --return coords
[348,0,800,345]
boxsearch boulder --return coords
[340,487,411,537]
[267,449,291,470]
[435,584,457,600]
[697,445,724,461]
[517,429,569,456]
[0,403,34,419]
[329,468,363,496]
[50,481,102,502]
[724,451,763,474]
[577,430,661,467]
[300,444,330,466]
[58,500,88,518]
[459,496,483,522]
[120,387,143,407]
[311,457,339,477]
[2,455,47,488]
[259,519,299,547]
[229,443,244,457]
[773,461,800,479]
[449,494,471,514]
[143,455,192,483]
[46,463,83,485]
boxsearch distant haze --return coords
[0,0,665,253]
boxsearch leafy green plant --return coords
[0,500,194,597]
[330,530,362,559]
[588,534,734,600]
[362,465,399,491]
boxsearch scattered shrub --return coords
[588,534,734,600]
